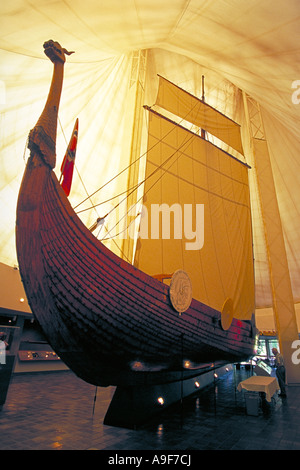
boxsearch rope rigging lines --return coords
[70,101,206,244]
[58,82,218,253]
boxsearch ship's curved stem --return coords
[28,59,65,169]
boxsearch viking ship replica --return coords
[16,41,257,414]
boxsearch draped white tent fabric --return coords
[1,1,300,327]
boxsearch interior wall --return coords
[0,262,31,314]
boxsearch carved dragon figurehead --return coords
[27,40,75,169]
[43,39,74,63]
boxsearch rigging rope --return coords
[101,128,197,241]
[72,92,208,214]
[57,116,130,262]
[65,84,232,247]
[89,113,203,242]
[73,145,145,211]
[97,89,210,242]
[74,102,206,220]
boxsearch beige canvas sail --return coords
[134,101,254,321]
[155,75,244,156]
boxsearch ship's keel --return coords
[103,363,233,428]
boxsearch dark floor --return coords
[0,368,299,451]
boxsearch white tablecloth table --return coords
[237,376,279,402]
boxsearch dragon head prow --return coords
[43,40,74,63]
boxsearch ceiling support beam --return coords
[122,49,148,264]
[243,93,299,384]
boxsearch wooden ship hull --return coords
[16,151,257,387]
[16,41,257,390]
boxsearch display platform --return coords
[237,376,279,402]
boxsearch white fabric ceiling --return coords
[1,0,300,311]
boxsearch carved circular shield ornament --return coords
[221,297,234,330]
[169,270,193,314]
